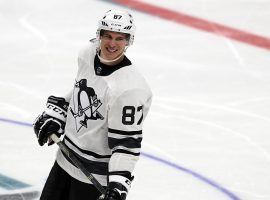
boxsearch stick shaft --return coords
[50,134,106,195]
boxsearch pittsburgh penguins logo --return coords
[70,79,104,132]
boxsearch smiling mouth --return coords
[106,47,118,53]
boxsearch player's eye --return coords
[116,37,125,41]
[103,34,112,39]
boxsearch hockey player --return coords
[33,9,152,200]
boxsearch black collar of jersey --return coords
[94,54,132,76]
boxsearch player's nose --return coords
[108,39,117,47]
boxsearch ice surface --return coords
[0,0,270,199]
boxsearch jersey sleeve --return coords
[107,88,152,179]
[77,41,96,73]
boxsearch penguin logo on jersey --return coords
[70,79,104,132]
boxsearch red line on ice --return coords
[111,0,270,50]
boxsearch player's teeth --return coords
[107,48,116,53]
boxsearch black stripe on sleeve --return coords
[112,149,140,156]
[108,137,142,149]
[108,128,142,136]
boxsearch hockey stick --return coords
[50,134,106,197]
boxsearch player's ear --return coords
[125,34,130,46]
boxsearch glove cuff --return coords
[109,175,132,193]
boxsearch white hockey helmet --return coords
[97,9,136,46]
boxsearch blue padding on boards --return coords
[0,174,31,190]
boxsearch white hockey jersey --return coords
[56,40,152,187]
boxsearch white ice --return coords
[0,0,270,199]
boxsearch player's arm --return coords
[104,89,152,200]
[33,95,70,146]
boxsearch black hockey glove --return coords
[98,174,133,200]
[33,96,69,146]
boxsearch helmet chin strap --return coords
[96,46,129,65]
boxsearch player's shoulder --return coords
[78,38,98,60]
[109,64,152,99]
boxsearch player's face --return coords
[100,31,128,61]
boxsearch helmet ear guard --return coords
[96,9,136,46]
